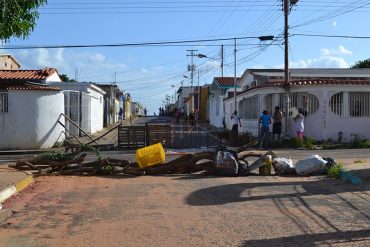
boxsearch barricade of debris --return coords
[8,144,274,177]
[8,144,361,183]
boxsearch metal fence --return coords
[330,92,370,117]
[64,91,80,137]
[80,92,91,134]
[0,92,8,113]
[117,123,221,149]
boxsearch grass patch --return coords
[327,163,343,179]
[39,152,75,161]
[354,160,364,163]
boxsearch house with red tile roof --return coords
[208,77,241,128]
[0,68,64,150]
[223,68,370,141]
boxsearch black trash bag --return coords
[322,157,336,175]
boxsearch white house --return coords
[94,83,123,126]
[48,82,105,135]
[0,54,21,70]
[176,86,194,115]
[223,68,370,141]
[0,68,64,150]
[207,77,241,128]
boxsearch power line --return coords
[292,33,370,39]
[1,35,269,50]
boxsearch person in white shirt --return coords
[294,108,305,147]
[231,110,241,134]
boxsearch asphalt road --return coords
[1,170,369,247]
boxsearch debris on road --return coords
[295,155,328,176]
[7,144,271,177]
[272,157,296,175]
[7,144,357,182]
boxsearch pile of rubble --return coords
[9,145,274,177]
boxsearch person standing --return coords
[259,110,271,149]
[194,108,199,127]
[294,108,305,148]
[231,110,241,145]
[144,108,147,116]
[231,110,241,135]
[118,107,123,123]
[272,106,283,142]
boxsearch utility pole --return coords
[234,38,237,112]
[220,44,224,77]
[283,0,290,138]
[186,49,198,88]
[284,0,289,88]
[197,69,200,112]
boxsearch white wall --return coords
[87,87,104,133]
[45,72,62,83]
[48,82,105,134]
[225,84,370,141]
[0,91,64,150]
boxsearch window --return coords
[238,100,244,118]
[349,92,370,117]
[329,92,343,116]
[280,92,319,117]
[330,92,370,117]
[0,92,8,112]
[242,96,259,119]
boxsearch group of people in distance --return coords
[231,95,309,149]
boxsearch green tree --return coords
[60,74,76,82]
[350,58,370,68]
[0,0,47,41]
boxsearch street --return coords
[1,149,370,246]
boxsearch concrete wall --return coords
[48,82,104,134]
[224,84,370,141]
[0,91,64,150]
[88,87,104,133]
[0,55,20,70]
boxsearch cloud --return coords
[8,48,127,81]
[321,45,352,56]
[274,45,352,68]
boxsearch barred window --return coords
[329,92,370,117]
[279,92,319,117]
[349,92,370,117]
[242,96,259,119]
[238,100,244,118]
[0,92,8,112]
[329,92,343,116]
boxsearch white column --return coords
[322,90,328,140]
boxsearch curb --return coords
[0,175,34,204]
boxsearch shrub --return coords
[327,163,343,179]
[290,137,300,148]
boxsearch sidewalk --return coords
[0,166,33,204]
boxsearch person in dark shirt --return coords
[272,106,283,142]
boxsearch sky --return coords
[2,0,370,114]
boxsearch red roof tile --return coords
[0,68,58,82]
[0,81,60,91]
[255,79,370,89]
[224,79,370,101]
[214,77,241,87]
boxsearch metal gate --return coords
[118,126,146,149]
[80,92,91,135]
[64,91,80,137]
[117,124,220,149]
